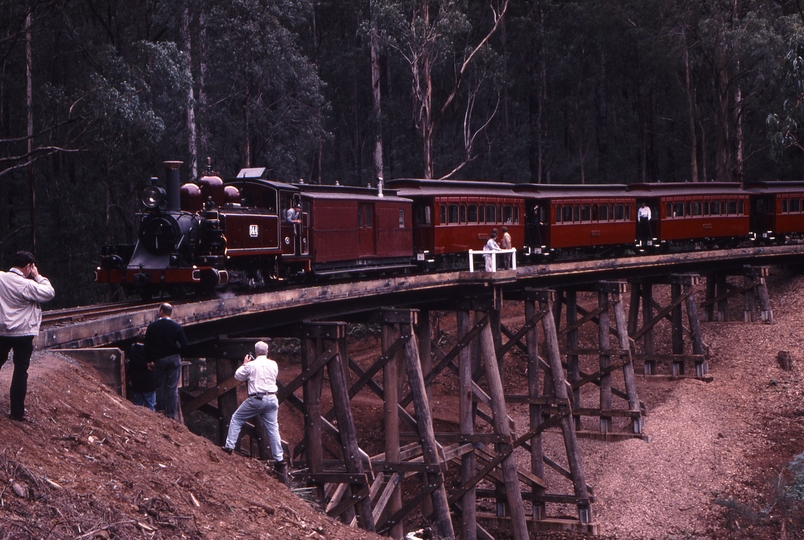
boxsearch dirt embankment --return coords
[0,353,384,540]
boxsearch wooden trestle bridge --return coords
[42,245,802,540]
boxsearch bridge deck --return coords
[39,244,804,349]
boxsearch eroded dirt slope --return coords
[0,353,384,540]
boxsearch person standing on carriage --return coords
[637,201,652,243]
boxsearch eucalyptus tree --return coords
[687,0,794,183]
[767,10,804,175]
[768,37,804,164]
[199,0,327,182]
[373,0,509,179]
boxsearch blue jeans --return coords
[0,336,34,417]
[132,391,156,411]
[153,354,181,420]
[224,395,283,461]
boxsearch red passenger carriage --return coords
[386,179,524,269]
[513,184,636,257]
[627,183,750,249]
[746,181,804,243]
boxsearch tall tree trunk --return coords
[198,10,208,157]
[596,50,608,183]
[422,1,433,179]
[699,119,708,181]
[244,102,250,167]
[181,5,198,180]
[370,0,384,183]
[538,6,547,184]
[734,63,744,183]
[684,43,699,182]
[716,67,731,182]
[26,4,35,250]
[499,16,509,136]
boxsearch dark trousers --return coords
[0,335,35,417]
[153,353,182,420]
[638,218,652,241]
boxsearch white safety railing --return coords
[468,248,517,272]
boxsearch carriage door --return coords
[358,203,376,257]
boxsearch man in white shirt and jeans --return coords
[222,341,285,475]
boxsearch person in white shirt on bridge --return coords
[483,231,501,272]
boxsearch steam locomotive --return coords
[94,160,804,299]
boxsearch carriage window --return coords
[673,202,684,217]
[739,200,745,214]
[727,200,737,214]
[439,204,447,224]
[504,205,513,224]
[479,205,485,223]
[791,199,800,212]
[666,202,672,217]
[711,201,720,214]
[460,204,467,223]
[782,198,789,213]
[468,204,478,222]
[573,205,580,221]
[615,204,624,220]
[424,205,431,224]
[399,209,405,228]
[685,202,691,216]
[555,205,563,223]
[448,204,459,224]
[514,206,519,224]
[692,201,702,216]
[581,205,591,222]
[358,206,373,228]
[599,205,608,221]
[487,204,496,222]
[563,205,572,222]
[625,205,631,220]
[704,201,710,215]
[498,205,503,223]
[591,205,599,221]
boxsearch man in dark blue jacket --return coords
[144,303,188,420]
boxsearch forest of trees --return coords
[3,0,804,305]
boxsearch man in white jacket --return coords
[0,251,55,421]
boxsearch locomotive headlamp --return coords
[142,185,166,209]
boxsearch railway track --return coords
[42,300,160,326]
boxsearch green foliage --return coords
[768,36,804,161]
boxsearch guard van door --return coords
[358,203,376,257]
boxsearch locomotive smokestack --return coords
[164,160,183,211]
